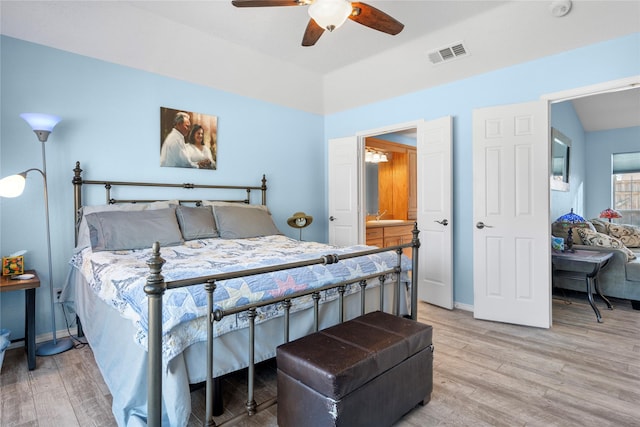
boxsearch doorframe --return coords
[356,120,424,242]
[540,75,639,324]
[541,76,640,103]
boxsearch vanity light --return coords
[365,150,373,163]
[364,148,390,163]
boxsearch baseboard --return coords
[7,326,78,351]
[454,301,473,312]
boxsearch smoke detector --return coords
[427,42,468,65]
[550,0,572,17]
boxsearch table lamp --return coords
[287,212,313,240]
[555,208,585,252]
[599,208,622,223]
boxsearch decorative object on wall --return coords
[599,208,622,223]
[0,113,73,356]
[287,212,313,240]
[160,107,218,170]
[232,0,404,47]
[550,127,571,192]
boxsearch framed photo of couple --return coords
[160,106,218,170]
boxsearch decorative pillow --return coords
[212,204,281,239]
[551,221,595,245]
[608,224,640,248]
[588,218,610,235]
[575,228,636,261]
[201,200,270,213]
[76,201,178,250]
[85,207,183,251]
[175,205,218,240]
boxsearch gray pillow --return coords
[85,207,183,251]
[213,205,282,239]
[175,205,219,240]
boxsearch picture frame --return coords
[160,107,217,170]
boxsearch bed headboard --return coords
[72,161,267,243]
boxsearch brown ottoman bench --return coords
[276,310,434,427]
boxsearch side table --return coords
[0,270,39,370]
[551,250,613,323]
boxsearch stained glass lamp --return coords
[555,208,585,252]
[555,208,585,224]
[599,208,622,223]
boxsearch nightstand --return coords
[0,270,40,370]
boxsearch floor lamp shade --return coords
[20,113,61,142]
[0,173,27,198]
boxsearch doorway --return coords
[358,118,454,309]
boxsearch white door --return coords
[328,136,360,246]
[472,101,551,328]
[417,117,454,309]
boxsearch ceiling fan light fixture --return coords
[308,0,352,32]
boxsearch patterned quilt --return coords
[70,235,411,363]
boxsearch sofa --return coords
[552,218,640,309]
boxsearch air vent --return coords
[427,42,468,65]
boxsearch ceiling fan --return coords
[231,0,404,46]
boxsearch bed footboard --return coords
[145,229,420,427]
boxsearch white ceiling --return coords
[1,0,639,128]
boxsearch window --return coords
[613,152,640,226]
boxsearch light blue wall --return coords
[0,36,324,338]
[550,101,587,221]
[585,126,640,219]
[1,33,638,338]
[325,33,639,306]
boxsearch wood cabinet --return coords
[366,224,414,258]
[365,226,384,248]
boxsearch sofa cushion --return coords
[608,224,640,248]
[576,228,636,261]
[552,221,595,245]
[588,218,610,235]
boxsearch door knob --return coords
[329,216,336,221]
[476,221,493,229]
[434,219,449,226]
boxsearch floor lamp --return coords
[0,113,73,356]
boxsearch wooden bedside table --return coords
[0,270,40,370]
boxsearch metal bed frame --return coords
[71,161,420,427]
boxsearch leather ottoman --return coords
[276,310,433,427]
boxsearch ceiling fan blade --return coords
[349,2,404,35]
[302,19,325,47]
[232,0,303,7]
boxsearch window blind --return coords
[612,152,640,174]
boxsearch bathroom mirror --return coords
[365,162,379,214]
[550,127,571,192]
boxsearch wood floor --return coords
[1,293,639,426]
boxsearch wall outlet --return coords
[54,288,63,301]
